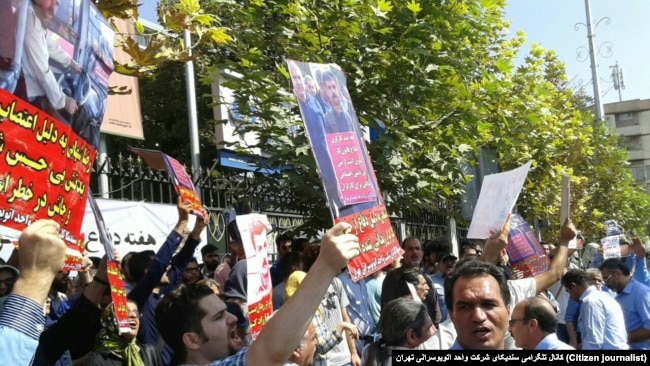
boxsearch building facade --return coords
[604,99,650,192]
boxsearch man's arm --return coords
[533,219,575,293]
[245,222,360,365]
[35,255,110,363]
[164,212,207,292]
[127,198,192,307]
[341,306,361,366]
[0,220,67,364]
[631,238,650,288]
[628,290,650,343]
[479,216,509,265]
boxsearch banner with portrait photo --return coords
[236,213,273,341]
[506,214,550,278]
[0,0,114,150]
[287,59,402,281]
[0,87,94,268]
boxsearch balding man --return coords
[283,322,317,366]
[509,296,574,350]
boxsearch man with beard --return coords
[200,245,220,279]
[47,269,70,320]
[381,237,442,325]
[155,222,360,365]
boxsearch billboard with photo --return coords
[0,0,114,149]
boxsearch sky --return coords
[504,0,650,105]
[140,1,650,104]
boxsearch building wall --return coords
[605,99,650,192]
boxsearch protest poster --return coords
[129,147,205,217]
[601,219,630,259]
[87,193,130,333]
[0,0,115,150]
[0,88,94,268]
[236,213,273,341]
[467,161,532,239]
[506,214,550,277]
[287,59,403,281]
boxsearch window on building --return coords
[615,112,639,128]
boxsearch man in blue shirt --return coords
[338,268,375,357]
[0,220,68,365]
[562,268,629,349]
[601,258,650,350]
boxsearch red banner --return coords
[0,88,94,262]
[107,260,130,333]
[335,204,404,282]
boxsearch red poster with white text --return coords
[0,88,94,266]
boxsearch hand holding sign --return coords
[632,237,647,259]
[559,218,578,245]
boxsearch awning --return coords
[218,149,281,174]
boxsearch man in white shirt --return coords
[22,0,81,120]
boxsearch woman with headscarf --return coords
[84,301,162,366]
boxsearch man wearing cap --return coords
[429,252,456,322]
[0,264,18,298]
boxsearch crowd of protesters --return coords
[1,197,649,366]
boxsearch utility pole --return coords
[610,62,625,102]
[584,0,605,122]
[184,29,202,199]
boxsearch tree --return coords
[115,0,649,239]
[96,0,233,78]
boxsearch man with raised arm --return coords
[155,222,360,365]
[0,220,68,364]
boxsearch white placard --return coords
[467,161,532,239]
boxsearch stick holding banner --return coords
[87,190,130,334]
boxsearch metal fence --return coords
[91,154,464,251]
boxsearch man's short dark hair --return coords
[561,268,589,288]
[401,236,420,249]
[395,267,423,298]
[459,239,477,254]
[300,243,320,272]
[155,283,215,363]
[291,237,309,254]
[89,256,101,268]
[423,236,451,258]
[281,252,301,280]
[128,250,155,283]
[600,258,631,276]
[522,297,557,334]
[444,260,510,312]
[201,244,219,257]
[275,234,293,250]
